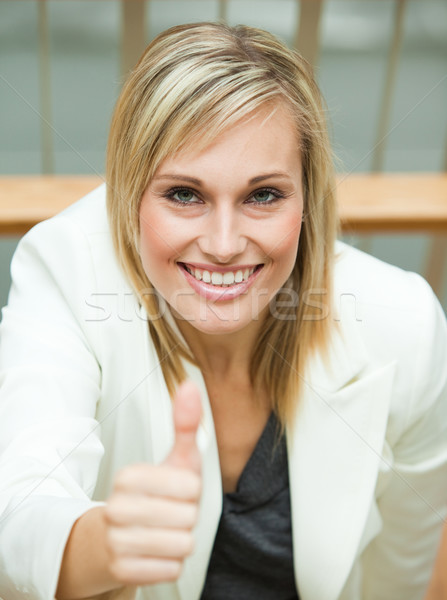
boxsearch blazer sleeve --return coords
[362,276,447,599]
[0,216,105,599]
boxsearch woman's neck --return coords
[174,316,265,380]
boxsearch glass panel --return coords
[48,0,120,174]
[318,0,395,173]
[0,1,41,174]
[384,0,447,171]
[147,0,220,40]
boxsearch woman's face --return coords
[139,104,304,336]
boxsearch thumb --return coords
[165,380,202,474]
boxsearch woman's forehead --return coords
[152,106,302,186]
[154,101,301,171]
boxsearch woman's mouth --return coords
[178,262,264,300]
[180,263,261,286]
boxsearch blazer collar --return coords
[288,311,396,600]
[150,305,223,600]
[302,299,368,394]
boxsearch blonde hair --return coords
[106,22,338,427]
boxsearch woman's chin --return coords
[174,309,262,338]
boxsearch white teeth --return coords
[185,264,260,287]
[235,270,243,283]
[223,271,235,285]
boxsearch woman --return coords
[0,22,446,600]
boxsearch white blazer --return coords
[0,184,446,600]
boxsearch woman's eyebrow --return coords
[153,172,292,185]
[153,174,202,184]
[249,172,291,184]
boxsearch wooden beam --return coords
[371,0,407,172]
[121,0,146,79]
[0,176,102,235]
[425,235,447,298]
[37,0,54,174]
[294,0,324,67]
[218,0,228,23]
[337,173,447,233]
[1,174,447,236]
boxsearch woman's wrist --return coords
[56,505,124,600]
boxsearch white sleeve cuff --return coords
[0,496,104,600]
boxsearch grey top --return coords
[200,411,299,599]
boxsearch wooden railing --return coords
[2,174,447,236]
[3,0,447,303]
[32,0,446,175]
[14,0,443,303]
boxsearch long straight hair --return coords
[106,22,338,428]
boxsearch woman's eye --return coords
[173,189,195,203]
[252,190,273,203]
[165,188,198,204]
[250,189,282,204]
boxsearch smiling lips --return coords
[182,263,258,286]
[179,262,264,301]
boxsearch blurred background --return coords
[0,0,446,310]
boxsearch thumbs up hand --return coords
[105,381,202,586]
[164,381,202,474]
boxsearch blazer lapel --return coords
[176,360,223,600]
[152,307,223,600]
[138,305,222,600]
[288,316,396,600]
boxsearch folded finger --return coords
[106,494,198,529]
[109,556,182,585]
[107,526,195,559]
[114,464,201,501]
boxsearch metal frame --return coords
[37,0,54,174]
[121,0,147,79]
[294,0,324,67]
[372,0,407,172]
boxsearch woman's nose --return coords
[198,206,247,263]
